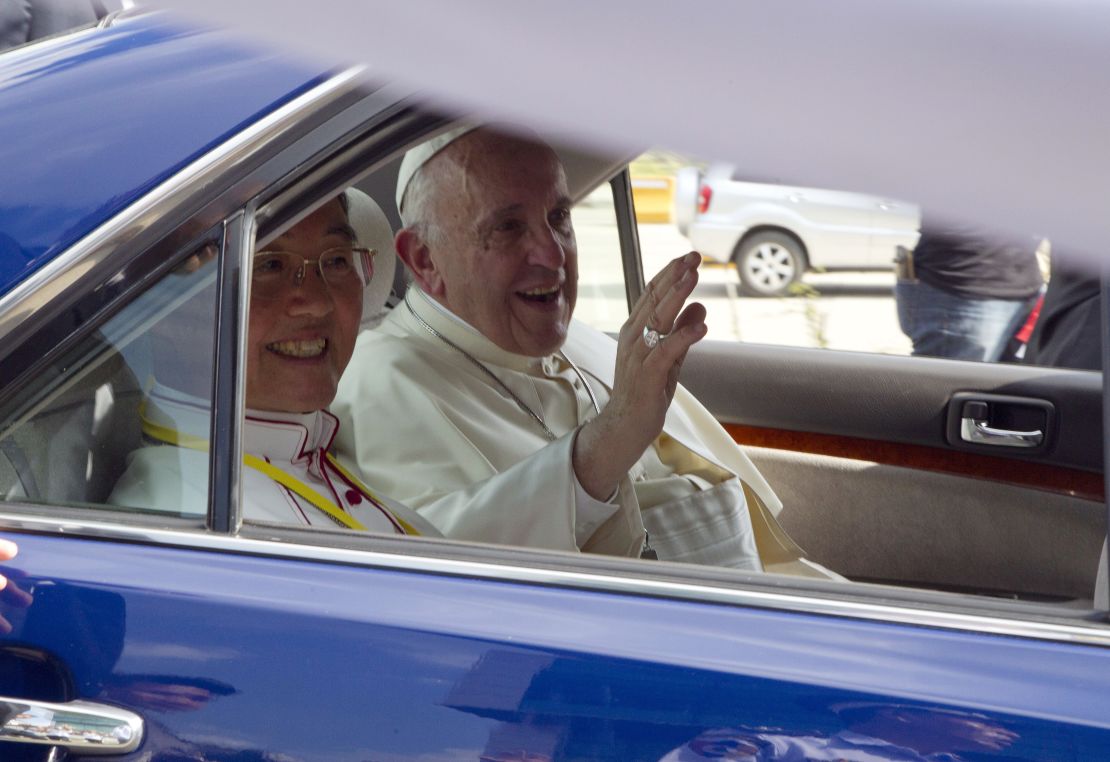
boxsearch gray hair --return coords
[398,125,556,246]
[398,161,443,245]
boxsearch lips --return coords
[266,338,327,358]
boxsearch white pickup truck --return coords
[674,165,920,296]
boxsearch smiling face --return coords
[245,198,363,413]
[402,130,577,357]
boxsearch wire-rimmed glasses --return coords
[251,247,374,300]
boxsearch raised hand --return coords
[573,252,706,500]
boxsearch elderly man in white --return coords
[333,126,828,576]
[111,194,436,537]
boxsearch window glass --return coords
[0,241,219,518]
[573,182,628,334]
[618,150,1067,367]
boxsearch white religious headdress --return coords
[394,124,477,215]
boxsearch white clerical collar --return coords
[416,285,486,337]
[406,287,563,376]
[242,408,338,466]
[145,381,338,465]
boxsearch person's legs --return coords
[896,279,979,359]
[972,296,1035,362]
[896,279,1029,361]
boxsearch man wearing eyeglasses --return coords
[245,198,371,415]
[110,195,436,536]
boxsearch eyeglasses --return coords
[251,247,374,300]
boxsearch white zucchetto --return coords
[395,124,477,214]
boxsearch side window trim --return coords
[1100,278,1110,617]
[208,212,251,534]
[610,169,645,312]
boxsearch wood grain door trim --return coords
[724,423,1104,502]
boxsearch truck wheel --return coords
[734,232,806,297]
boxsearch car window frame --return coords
[232,110,1110,633]
[613,155,1110,625]
[610,168,646,312]
[0,223,226,531]
[0,76,1106,644]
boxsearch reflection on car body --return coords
[0,7,1107,761]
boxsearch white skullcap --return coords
[395,124,478,214]
[343,187,397,329]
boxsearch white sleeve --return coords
[331,334,639,554]
[334,370,586,550]
[340,408,585,549]
[413,431,585,550]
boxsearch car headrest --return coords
[345,188,397,329]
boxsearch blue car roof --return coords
[0,12,332,298]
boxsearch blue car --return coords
[0,9,1107,761]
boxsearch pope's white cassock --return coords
[333,287,830,577]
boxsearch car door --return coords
[619,156,1102,604]
[1,17,1110,759]
[4,188,1102,760]
[681,341,1105,598]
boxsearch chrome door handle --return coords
[961,415,1044,448]
[947,394,1052,452]
[0,695,143,754]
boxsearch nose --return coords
[285,267,334,317]
[525,224,566,271]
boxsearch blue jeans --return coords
[895,279,1034,361]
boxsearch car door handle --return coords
[0,695,143,754]
[960,401,1044,448]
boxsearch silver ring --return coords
[642,326,664,348]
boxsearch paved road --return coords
[573,197,912,356]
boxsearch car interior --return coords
[350,129,1110,610]
[0,112,1106,625]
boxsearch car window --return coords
[0,239,219,520]
[585,150,1083,371]
[573,181,629,335]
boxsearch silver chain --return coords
[406,297,601,441]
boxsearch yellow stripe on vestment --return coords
[326,454,422,536]
[138,407,418,534]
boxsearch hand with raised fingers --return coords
[573,252,707,499]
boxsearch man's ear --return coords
[395,227,445,299]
